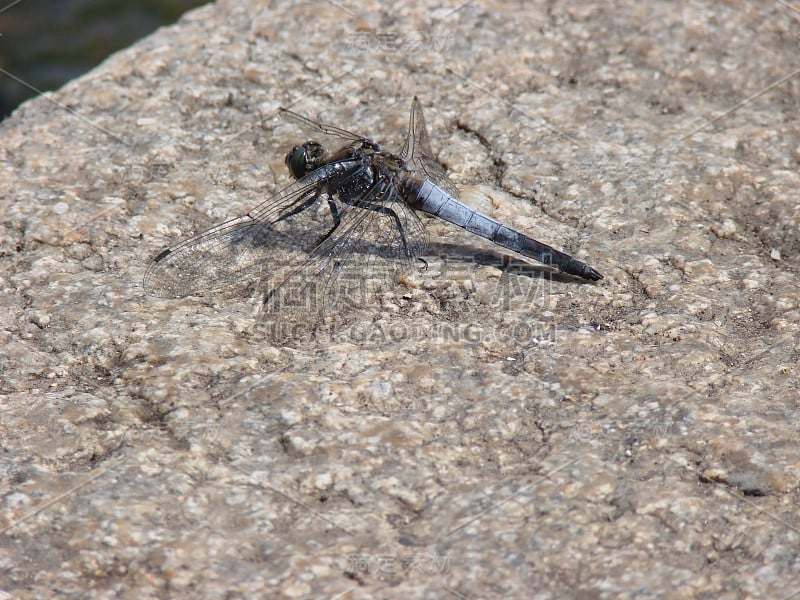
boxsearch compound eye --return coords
[285,145,308,180]
[285,141,326,180]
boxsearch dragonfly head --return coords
[285,140,326,180]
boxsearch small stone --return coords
[700,467,728,484]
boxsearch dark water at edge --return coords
[0,0,208,118]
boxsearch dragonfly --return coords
[143,97,602,328]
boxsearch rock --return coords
[1,1,798,598]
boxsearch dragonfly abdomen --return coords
[410,179,602,281]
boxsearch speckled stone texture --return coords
[1,1,799,598]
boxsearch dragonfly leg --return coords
[271,189,343,247]
[314,197,343,245]
[354,199,411,258]
[271,188,322,223]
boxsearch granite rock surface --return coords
[1,1,798,598]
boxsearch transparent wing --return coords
[262,176,428,335]
[278,108,365,145]
[142,160,364,299]
[400,96,460,199]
